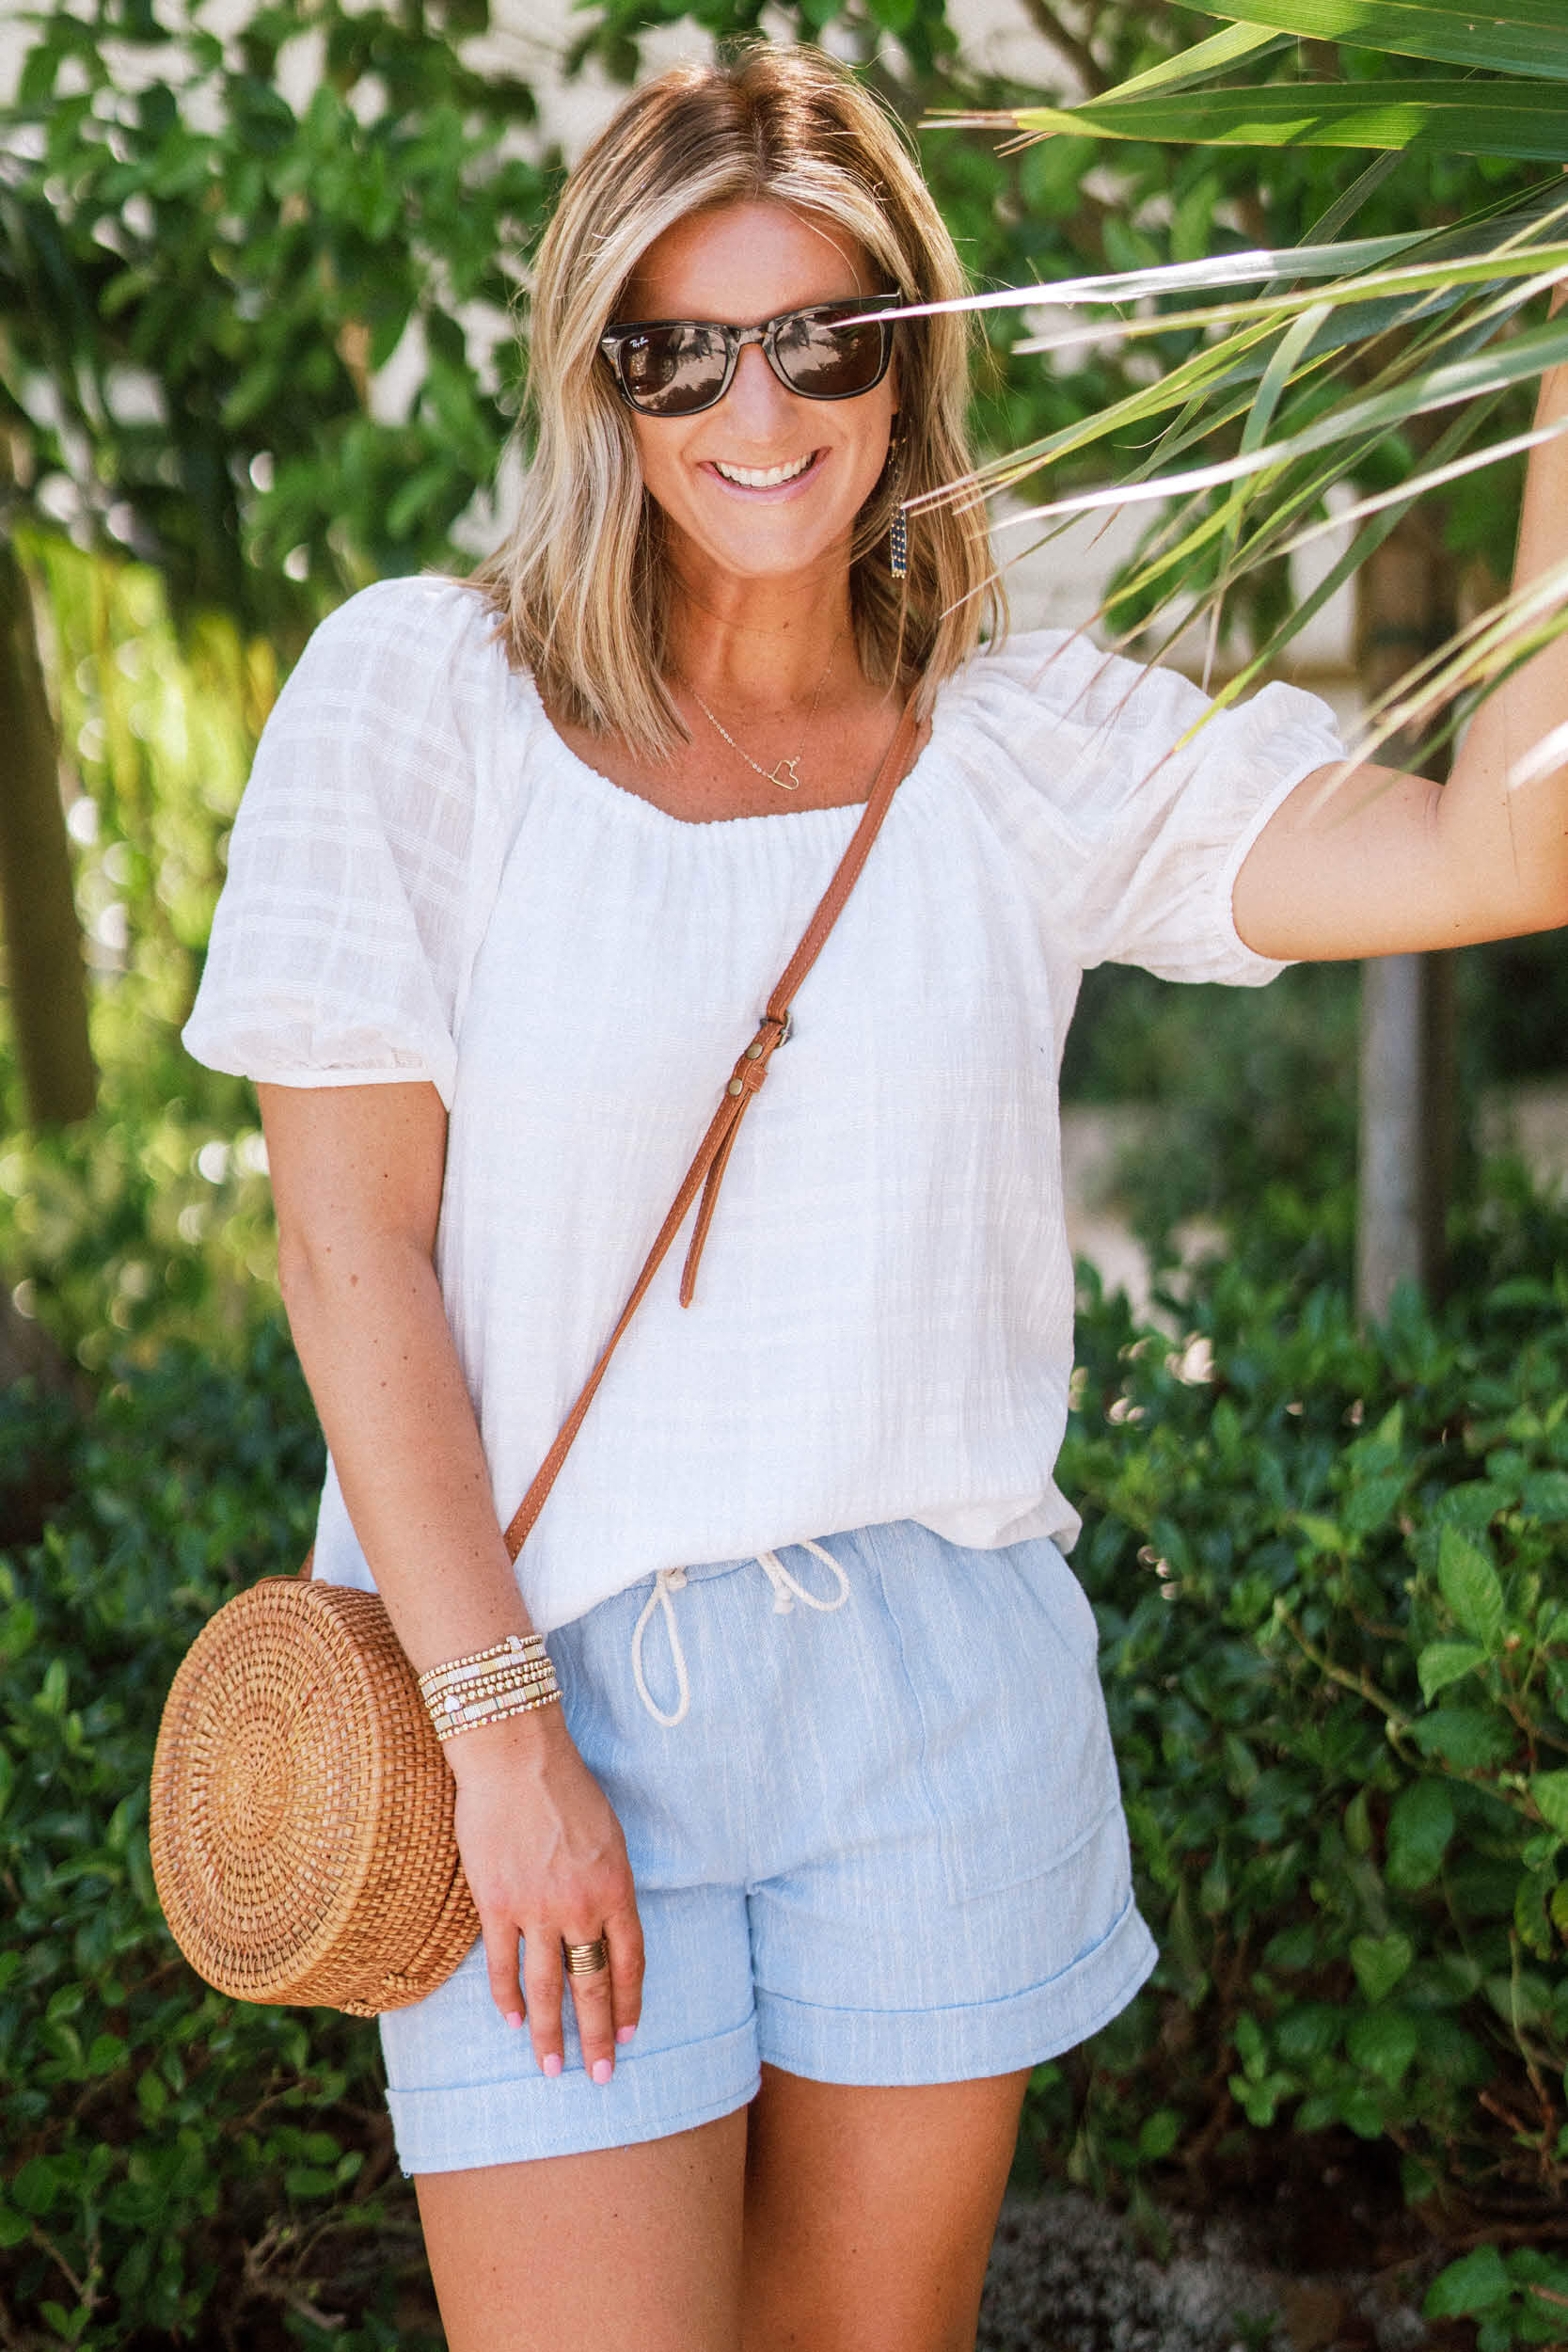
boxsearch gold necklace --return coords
[687,632,840,793]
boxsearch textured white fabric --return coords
[183,576,1345,1633]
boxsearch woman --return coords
[182,40,1568,2352]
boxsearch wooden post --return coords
[1354,513,1455,1320]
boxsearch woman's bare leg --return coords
[416,2105,749,2352]
[740,2062,1032,2352]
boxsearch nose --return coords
[723,338,801,437]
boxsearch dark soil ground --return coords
[977,2133,1489,2352]
[977,2185,1477,2352]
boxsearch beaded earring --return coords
[886,415,909,580]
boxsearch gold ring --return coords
[562,1935,610,1976]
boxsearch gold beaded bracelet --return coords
[420,1657,558,1703]
[432,1683,563,1743]
[417,1629,548,1700]
[424,1656,562,1735]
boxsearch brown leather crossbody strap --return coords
[499,685,923,1565]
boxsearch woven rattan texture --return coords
[150,1580,480,2016]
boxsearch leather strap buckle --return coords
[743,1009,793,1064]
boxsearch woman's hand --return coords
[448,1705,645,2083]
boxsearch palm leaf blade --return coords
[1174,0,1568,80]
[1007,83,1568,164]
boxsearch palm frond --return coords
[922,7,1568,765]
[932,84,1568,166]
[1169,0,1568,81]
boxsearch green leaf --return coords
[1516,1867,1555,1958]
[0,2204,29,2249]
[1386,1777,1455,1887]
[995,313,1568,542]
[1346,2005,1419,2088]
[1342,1469,1408,1537]
[1425,2244,1513,2319]
[1275,2003,1342,2063]
[1229,2069,1293,2125]
[1350,1931,1414,2004]
[1234,2011,1267,2074]
[1175,0,1568,78]
[1520,1470,1568,1519]
[283,2165,337,2198]
[1437,1525,1506,1648]
[1006,82,1568,164]
[1136,2107,1182,2161]
[1338,2082,1387,2138]
[1408,1706,1515,1769]
[1417,1639,1486,1703]
[1110,18,1284,101]
[384,461,455,541]
[18,38,64,109]
[1531,1771,1568,1836]
[10,2157,61,2217]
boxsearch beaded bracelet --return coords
[420,1655,558,1701]
[417,1629,548,1702]
[431,1682,563,1743]
[422,1665,557,1703]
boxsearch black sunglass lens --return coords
[774,310,889,398]
[619,324,728,415]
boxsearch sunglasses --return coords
[598,295,897,419]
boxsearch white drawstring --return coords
[754,1539,851,1616]
[628,1543,851,1725]
[630,1565,691,1728]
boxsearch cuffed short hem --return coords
[754,1896,1159,2087]
[388,2017,761,2175]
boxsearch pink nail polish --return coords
[542,2052,563,2079]
[592,2057,613,2085]
[504,2010,524,2030]
[616,2025,637,2044]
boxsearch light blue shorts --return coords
[379,1519,1156,2174]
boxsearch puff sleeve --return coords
[946,629,1347,985]
[182,578,506,1107]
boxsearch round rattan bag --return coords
[150,1577,480,2016]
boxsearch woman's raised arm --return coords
[1233,303,1568,964]
[258,1078,643,2080]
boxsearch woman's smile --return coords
[702,448,827,495]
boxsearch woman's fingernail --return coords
[504,2010,524,2030]
[616,2024,637,2044]
[542,2052,563,2079]
[592,2057,613,2085]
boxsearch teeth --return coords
[712,453,816,487]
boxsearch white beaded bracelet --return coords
[431,1681,563,1743]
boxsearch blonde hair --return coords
[471,41,1004,758]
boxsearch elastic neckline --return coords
[516,666,958,834]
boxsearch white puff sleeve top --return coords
[183,576,1344,1632]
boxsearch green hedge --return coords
[0,1333,436,2351]
[5,1178,1568,2345]
[1041,1172,1568,2348]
